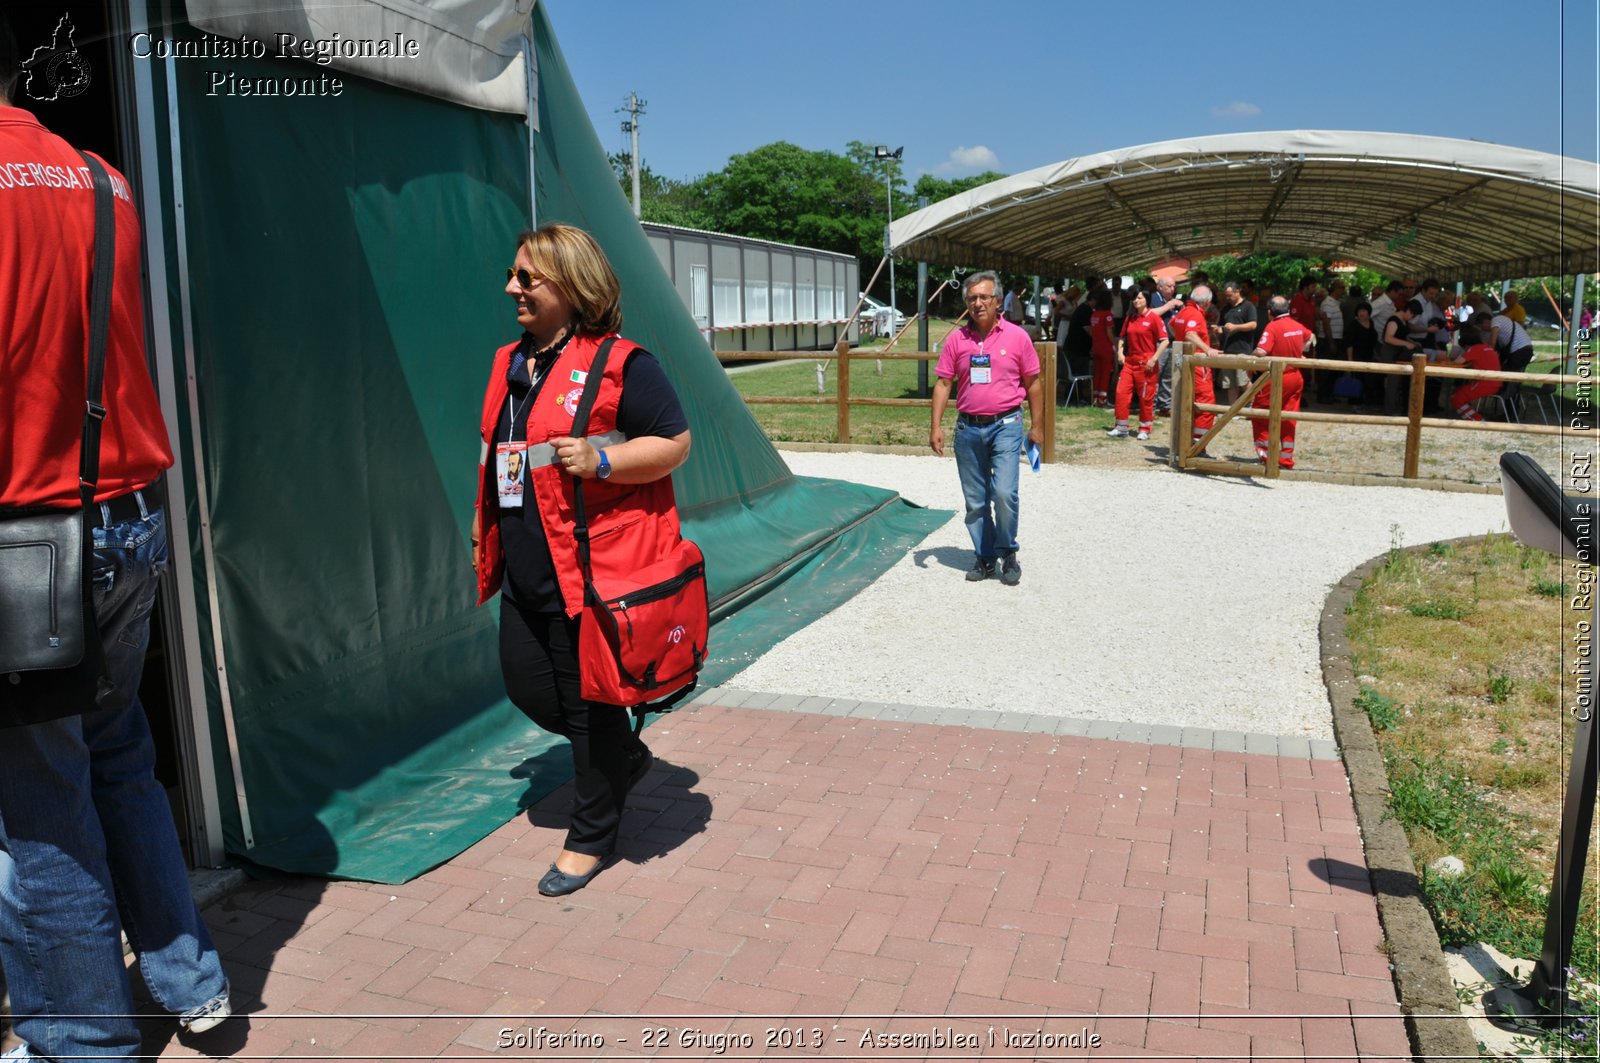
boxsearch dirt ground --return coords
[1057,401,1582,491]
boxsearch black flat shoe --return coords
[538,856,609,897]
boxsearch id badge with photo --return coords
[496,441,528,508]
[969,352,992,385]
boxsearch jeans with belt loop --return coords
[954,413,1025,560]
[0,502,229,1060]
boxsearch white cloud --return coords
[1211,101,1262,117]
[933,144,1002,175]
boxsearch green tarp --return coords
[169,5,945,882]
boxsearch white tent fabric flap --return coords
[888,130,1600,282]
[187,0,535,116]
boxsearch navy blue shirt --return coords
[493,335,689,612]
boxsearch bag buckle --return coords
[86,400,107,422]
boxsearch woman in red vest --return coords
[472,224,692,896]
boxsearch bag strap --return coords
[78,152,116,510]
[568,336,619,582]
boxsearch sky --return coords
[543,0,1598,187]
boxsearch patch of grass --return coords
[1532,576,1565,597]
[1346,532,1597,991]
[1405,598,1470,620]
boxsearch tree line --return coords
[615,142,1588,330]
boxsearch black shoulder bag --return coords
[0,152,120,728]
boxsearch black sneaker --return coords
[965,559,994,582]
[1000,555,1021,586]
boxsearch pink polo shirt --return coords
[934,318,1041,416]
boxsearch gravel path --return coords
[727,452,1512,741]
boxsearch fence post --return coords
[1169,344,1187,467]
[1039,341,1057,464]
[835,338,851,445]
[1403,353,1427,479]
[1266,360,1285,478]
[1176,344,1195,465]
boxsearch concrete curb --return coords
[1320,537,1490,1061]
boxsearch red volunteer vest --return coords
[474,333,681,611]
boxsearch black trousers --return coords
[499,598,643,856]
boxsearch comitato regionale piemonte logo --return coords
[21,14,92,102]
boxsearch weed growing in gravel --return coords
[1488,671,1515,705]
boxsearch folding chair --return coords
[1477,393,1517,423]
[1515,383,1557,425]
[1062,370,1094,407]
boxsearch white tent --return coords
[888,130,1600,283]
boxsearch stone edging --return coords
[1319,537,1490,1061]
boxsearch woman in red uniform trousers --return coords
[1445,325,1502,420]
[1250,295,1312,468]
[1107,289,1166,439]
[1088,290,1117,407]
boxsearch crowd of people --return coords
[1047,272,1535,464]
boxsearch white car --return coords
[856,292,908,337]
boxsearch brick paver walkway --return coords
[154,698,1413,1061]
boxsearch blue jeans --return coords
[953,414,1024,560]
[0,505,228,1059]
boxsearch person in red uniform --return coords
[1108,289,1167,439]
[1251,295,1315,468]
[1445,325,1502,420]
[1289,275,1320,332]
[1088,289,1116,407]
[472,224,692,897]
[1170,286,1217,451]
[0,16,232,1058]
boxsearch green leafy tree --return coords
[910,171,1009,205]
[694,141,884,260]
[608,152,713,229]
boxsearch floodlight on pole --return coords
[873,146,903,333]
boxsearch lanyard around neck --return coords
[507,357,555,444]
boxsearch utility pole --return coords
[874,146,903,330]
[619,92,646,218]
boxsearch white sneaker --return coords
[1105,426,1129,438]
[1135,430,1150,441]
[181,995,232,1034]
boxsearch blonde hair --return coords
[515,223,623,336]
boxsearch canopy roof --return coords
[889,131,1600,283]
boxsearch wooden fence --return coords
[1172,348,1587,481]
[730,337,1062,462]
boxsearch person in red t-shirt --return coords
[1170,286,1217,451]
[1251,296,1315,468]
[1088,290,1117,407]
[1108,289,1167,439]
[1446,325,1502,420]
[0,17,231,1059]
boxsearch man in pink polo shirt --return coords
[929,271,1044,586]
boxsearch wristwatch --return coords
[596,449,612,480]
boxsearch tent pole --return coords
[1567,273,1588,374]
[523,36,538,227]
[129,0,227,866]
[162,47,255,851]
